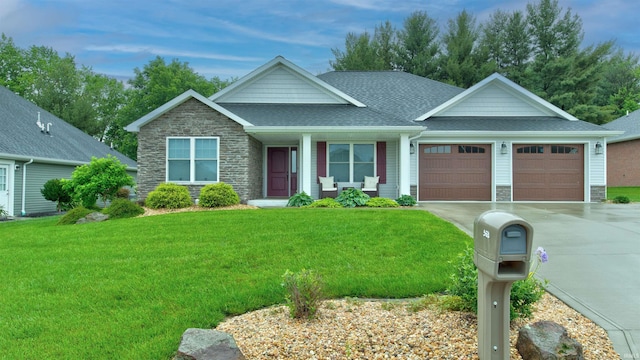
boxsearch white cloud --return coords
[85,44,264,62]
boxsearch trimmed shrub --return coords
[103,199,144,219]
[57,206,93,225]
[287,192,314,207]
[282,269,324,319]
[395,194,417,206]
[198,182,240,208]
[41,178,73,212]
[145,183,193,209]
[366,197,400,208]
[446,246,545,320]
[613,195,631,204]
[336,188,370,207]
[115,187,131,199]
[306,198,342,208]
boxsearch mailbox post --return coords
[473,210,533,360]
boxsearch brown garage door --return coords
[513,144,584,201]
[419,144,492,200]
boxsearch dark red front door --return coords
[267,147,289,197]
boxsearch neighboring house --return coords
[604,109,640,186]
[0,85,137,217]
[126,56,619,205]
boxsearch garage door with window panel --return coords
[419,144,492,200]
[513,144,584,201]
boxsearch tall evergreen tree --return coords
[395,11,440,77]
[330,32,385,71]
[440,10,488,87]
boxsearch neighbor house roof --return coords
[603,109,640,143]
[0,85,136,168]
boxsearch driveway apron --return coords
[420,202,640,360]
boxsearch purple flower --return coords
[536,246,548,263]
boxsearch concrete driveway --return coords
[421,202,640,360]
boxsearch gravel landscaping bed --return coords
[216,293,619,359]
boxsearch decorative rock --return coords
[517,320,584,360]
[76,212,109,224]
[175,328,246,360]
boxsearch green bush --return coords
[198,183,240,208]
[306,198,342,208]
[145,183,193,209]
[0,205,7,219]
[446,246,545,320]
[41,178,73,212]
[103,199,144,219]
[395,194,417,206]
[57,206,94,225]
[67,155,135,207]
[613,195,631,204]
[287,192,314,207]
[282,269,324,319]
[336,188,370,207]
[366,197,400,208]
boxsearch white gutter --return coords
[21,159,34,216]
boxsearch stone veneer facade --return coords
[590,185,606,203]
[136,98,263,203]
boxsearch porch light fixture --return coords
[410,143,415,154]
[595,141,603,155]
[501,141,508,154]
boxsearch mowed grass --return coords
[607,186,640,202]
[0,208,471,359]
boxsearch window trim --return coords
[326,142,376,183]
[166,136,220,184]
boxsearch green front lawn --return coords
[607,186,640,202]
[0,208,470,359]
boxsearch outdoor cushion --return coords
[363,176,379,190]
[319,176,337,190]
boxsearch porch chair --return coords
[319,176,338,198]
[361,176,380,197]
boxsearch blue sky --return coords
[1,0,638,82]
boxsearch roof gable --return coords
[210,56,365,107]
[125,89,252,132]
[416,73,578,121]
[0,85,136,168]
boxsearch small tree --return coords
[41,178,73,212]
[68,155,135,207]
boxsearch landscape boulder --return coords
[76,212,109,224]
[175,328,245,360]
[517,320,584,360]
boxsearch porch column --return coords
[399,134,411,196]
[301,134,312,195]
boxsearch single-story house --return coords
[126,56,620,205]
[604,109,640,186]
[0,85,137,217]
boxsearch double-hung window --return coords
[328,143,375,182]
[167,137,219,182]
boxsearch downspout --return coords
[21,159,34,216]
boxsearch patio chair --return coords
[361,176,380,197]
[319,176,338,198]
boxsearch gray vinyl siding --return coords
[14,162,77,216]
[216,67,348,104]
[438,84,556,117]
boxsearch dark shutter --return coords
[317,141,326,182]
[376,142,386,184]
